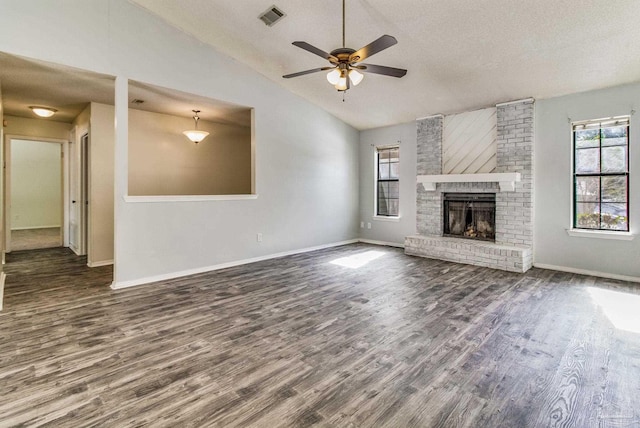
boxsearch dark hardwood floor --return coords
[1,244,639,427]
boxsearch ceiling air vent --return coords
[259,5,286,27]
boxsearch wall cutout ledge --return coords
[124,195,258,203]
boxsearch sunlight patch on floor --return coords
[330,250,385,269]
[587,287,640,334]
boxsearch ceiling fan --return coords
[282,0,407,93]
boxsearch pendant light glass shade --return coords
[349,69,364,86]
[326,69,341,84]
[183,130,210,143]
[183,110,209,143]
[335,76,348,91]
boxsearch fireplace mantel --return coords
[417,172,521,192]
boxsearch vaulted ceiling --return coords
[130,0,640,130]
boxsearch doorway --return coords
[4,138,65,252]
[69,132,89,255]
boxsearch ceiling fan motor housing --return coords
[329,47,357,65]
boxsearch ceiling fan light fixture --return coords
[183,110,209,144]
[282,0,406,95]
[326,69,341,85]
[335,74,348,91]
[29,106,57,118]
[349,69,364,86]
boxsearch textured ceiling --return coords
[129,0,640,130]
[0,52,115,123]
[0,53,250,126]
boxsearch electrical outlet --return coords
[360,221,364,228]
[367,222,371,229]
[256,233,263,242]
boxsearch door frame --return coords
[69,129,89,256]
[3,135,69,253]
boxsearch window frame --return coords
[374,146,400,218]
[572,116,629,232]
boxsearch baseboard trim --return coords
[534,263,640,283]
[11,225,61,231]
[0,271,6,311]
[358,239,404,248]
[88,259,114,268]
[111,239,359,290]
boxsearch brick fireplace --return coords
[405,99,534,273]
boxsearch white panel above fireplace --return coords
[443,107,497,174]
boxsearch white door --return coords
[69,128,79,253]
[68,131,88,255]
[80,133,89,255]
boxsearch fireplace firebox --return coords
[443,193,496,241]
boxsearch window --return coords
[573,117,629,231]
[376,146,399,217]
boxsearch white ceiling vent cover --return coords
[259,5,286,27]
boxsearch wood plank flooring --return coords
[1,244,639,427]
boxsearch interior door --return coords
[68,129,79,253]
[69,132,88,255]
[80,133,88,255]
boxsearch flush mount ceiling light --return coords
[282,0,407,94]
[182,110,209,144]
[29,106,57,118]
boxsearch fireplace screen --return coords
[443,193,496,241]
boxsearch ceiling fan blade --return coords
[292,41,338,62]
[358,63,407,78]
[283,67,333,79]
[349,35,397,63]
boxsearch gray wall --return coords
[0,0,360,286]
[535,83,640,279]
[359,122,417,245]
[361,87,640,281]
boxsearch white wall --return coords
[535,82,640,279]
[359,122,417,245]
[128,109,251,196]
[0,0,359,286]
[10,140,61,229]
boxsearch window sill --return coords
[566,229,634,241]
[373,215,401,223]
[124,194,258,203]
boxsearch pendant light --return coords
[182,110,209,144]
